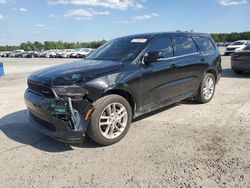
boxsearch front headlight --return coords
[53,86,88,97]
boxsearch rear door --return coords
[172,34,204,96]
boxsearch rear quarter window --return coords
[195,37,216,53]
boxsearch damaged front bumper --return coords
[24,89,93,144]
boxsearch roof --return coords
[117,31,211,40]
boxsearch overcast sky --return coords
[0,0,249,45]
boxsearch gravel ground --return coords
[0,56,250,188]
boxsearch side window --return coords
[194,37,216,52]
[147,37,174,58]
[244,45,250,50]
[173,35,198,56]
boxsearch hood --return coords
[227,45,245,49]
[29,59,123,86]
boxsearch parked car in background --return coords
[13,50,25,58]
[223,42,233,47]
[40,50,54,58]
[49,50,57,58]
[0,51,7,57]
[39,51,48,58]
[24,32,221,145]
[225,40,250,55]
[5,52,14,57]
[6,50,21,57]
[25,51,36,58]
[70,48,94,58]
[57,49,74,58]
[0,48,96,59]
[69,48,82,58]
[32,51,41,58]
[216,42,226,47]
[231,45,250,74]
[88,49,95,56]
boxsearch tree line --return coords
[211,31,250,42]
[0,40,106,52]
[0,31,250,51]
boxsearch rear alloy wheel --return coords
[195,73,215,103]
[87,95,132,145]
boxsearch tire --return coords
[195,73,216,104]
[87,95,132,146]
[232,69,243,74]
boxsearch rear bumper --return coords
[231,60,250,71]
[24,89,92,144]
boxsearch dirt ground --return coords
[0,56,249,188]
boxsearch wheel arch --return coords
[205,68,218,83]
[102,88,136,115]
[195,68,218,96]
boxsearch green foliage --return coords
[1,31,250,51]
[211,31,250,42]
[0,40,107,51]
[0,45,19,51]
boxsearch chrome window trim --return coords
[157,52,199,61]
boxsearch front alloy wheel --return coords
[87,95,132,145]
[99,102,128,139]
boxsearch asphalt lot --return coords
[0,56,250,188]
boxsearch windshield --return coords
[74,48,82,52]
[232,41,245,46]
[87,37,150,61]
[79,49,86,52]
[243,45,250,50]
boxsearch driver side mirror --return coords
[143,51,164,65]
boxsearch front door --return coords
[141,36,180,109]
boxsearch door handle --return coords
[170,64,177,69]
[200,57,206,62]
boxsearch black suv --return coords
[24,32,221,145]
